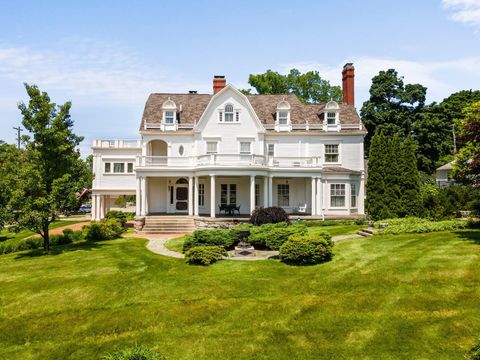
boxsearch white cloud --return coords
[279,56,480,105]
[442,0,480,29]
[0,40,208,105]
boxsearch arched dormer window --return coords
[275,101,291,131]
[162,99,177,124]
[224,104,234,122]
[323,101,340,131]
[218,103,240,123]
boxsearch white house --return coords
[90,64,366,228]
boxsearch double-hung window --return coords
[224,105,234,122]
[255,183,260,207]
[330,184,345,207]
[278,111,289,125]
[220,184,237,206]
[198,183,205,207]
[326,112,336,125]
[240,142,251,154]
[277,184,290,207]
[164,111,175,124]
[325,144,339,163]
[351,183,357,208]
[127,163,134,173]
[113,163,125,173]
[105,163,111,173]
[267,144,275,157]
[206,142,218,154]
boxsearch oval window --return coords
[179,145,184,156]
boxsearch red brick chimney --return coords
[342,63,355,106]
[213,75,226,94]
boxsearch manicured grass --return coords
[0,220,82,242]
[1,230,479,359]
[308,223,364,237]
[164,235,189,253]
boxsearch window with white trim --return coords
[164,111,175,124]
[219,112,223,122]
[127,163,134,173]
[330,184,345,207]
[326,112,336,125]
[351,183,357,208]
[224,104,234,122]
[267,143,275,156]
[113,163,125,173]
[105,163,111,173]
[198,183,205,207]
[240,141,251,154]
[325,144,339,163]
[206,142,218,154]
[277,184,290,207]
[220,184,237,206]
[255,183,260,207]
[278,111,289,125]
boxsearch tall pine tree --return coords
[366,132,390,220]
[398,136,421,216]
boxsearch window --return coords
[198,183,205,207]
[255,183,260,207]
[235,112,240,122]
[330,184,346,207]
[224,104,234,122]
[127,163,134,173]
[325,144,339,163]
[220,184,236,206]
[164,111,175,124]
[240,142,251,154]
[179,145,184,156]
[267,144,275,156]
[327,112,336,125]
[105,163,111,173]
[278,111,289,125]
[207,142,218,154]
[351,183,357,208]
[277,184,289,207]
[219,112,223,122]
[113,163,125,173]
[169,186,174,204]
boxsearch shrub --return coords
[248,222,307,250]
[469,338,480,360]
[183,229,236,252]
[250,206,290,226]
[304,220,353,227]
[83,219,124,241]
[184,245,227,265]
[376,217,469,235]
[279,233,334,265]
[62,229,83,242]
[0,236,43,254]
[103,345,166,360]
[105,210,128,227]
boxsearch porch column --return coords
[136,177,141,216]
[359,172,365,215]
[140,176,147,216]
[210,175,216,218]
[346,182,352,212]
[268,176,273,207]
[250,175,256,214]
[311,177,317,216]
[91,194,97,221]
[144,177,149,215]
[263,176,268,207]
[194,176,199,216]
[100,195,105,219]
[188,176,193,216]
[316,177,323,217]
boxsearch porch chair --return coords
[296,203,307,214]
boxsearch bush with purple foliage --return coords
[250,206,290,226]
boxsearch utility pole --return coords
[452,123,457,155]
[13,126,23,149]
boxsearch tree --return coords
[8,84,87,252]
[361,69,426,154]
[453,101,480,187]
[0,141,21,230]
[247,69,342,103]
[398,136,421,216]
[384,134,402,216]
[366,132,390,220]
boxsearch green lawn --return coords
[1,230,479,359]
[0,220,83,242]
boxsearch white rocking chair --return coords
[296,203,307,214]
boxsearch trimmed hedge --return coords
[376,217,470,234]
[104,210,128,227]
[250,206,290,226]
[103,345,166,360]
[279,233,334,265]
[185,245,227,266]
[82,219,124,241]
[248,222,307,250]
[183,229,237,252]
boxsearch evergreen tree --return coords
[398,136,421,216]
[384,135,402,217]
[366,132,390,220]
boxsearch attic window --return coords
[278,112,289,124]
[324,101,339,127]
[162,99,177,125]
[327,112,336,125]
[165,111,175,124]
[276,100,291,127]
[224,104,234,122]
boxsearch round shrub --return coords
[185,245,227,266]
[83,219,124,241]
[248,222,307,250]
[250,206,290,226]
[104,210,128,227]
[183,229,236,252]
[102,345,166,360]
[279,233,334,265]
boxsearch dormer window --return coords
[225,104,234,122]
[219,103,240,123]
[278,112,289,125]
[275,100,291,131]
[326,112,336,125]
[323,100,340,131]
[161,99,178,130]
[165,111,175,124]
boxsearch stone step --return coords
[143,225,195,230]
[357,230,374,237]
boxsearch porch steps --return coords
[357,227,374,237]
[141,216,196,234]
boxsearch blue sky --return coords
[0,0,479,156]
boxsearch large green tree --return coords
[0,141,21,230]
[398,136,421,216]
[452,101,480,187]
[245,69,342,103]
[366,132,390,220]
[360,69,426,154]
[8,84,87,252]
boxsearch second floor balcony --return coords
[136,154,322,169]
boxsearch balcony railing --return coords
[136,155,322,168]
[92,139,141,148]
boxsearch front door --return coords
[175,178,188,212]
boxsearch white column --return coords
[141,177,147,216]
[311,177,317,216]
[346,182,352,213]
[263,176,268,208]
[99,195,105,219]
[268,176,273,207]
[359,172,365,215]
[91,194,97,221]
[250,175,256,214]
[322,179,327,216]
[144,177,149,215]
[194,176,199,216]
[188,176,193,216]
[210,175,216,218]
[317,177,323,217]
[136,177,141,216]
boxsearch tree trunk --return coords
[43,224,50,253]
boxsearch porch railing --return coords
[92,139,141,148]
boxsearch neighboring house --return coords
[436,161,454,187]
[90,63,366,223]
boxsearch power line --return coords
[13,126,23,149]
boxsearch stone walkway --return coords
[131,232,364,260]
